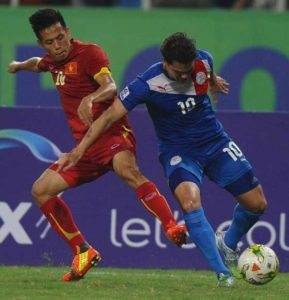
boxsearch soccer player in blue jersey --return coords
[58,32,268,287]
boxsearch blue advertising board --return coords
[0,107,288,271]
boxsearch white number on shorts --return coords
[222,141,243,161]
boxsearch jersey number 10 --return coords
[55,71,66,86]
[177,97,196,115]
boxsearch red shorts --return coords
[49,126,136,187]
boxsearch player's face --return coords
[38,22,72,62]
[164,61,194,83]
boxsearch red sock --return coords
[136,181,176,231]
[40,196,87,255]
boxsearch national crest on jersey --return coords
[65,62,77,74]
[193,60,211,93]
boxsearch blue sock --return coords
[183,208,229,276]
[225,204,263,250]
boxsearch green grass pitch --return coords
[0,266,288,300]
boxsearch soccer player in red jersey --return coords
[7,9,186,281]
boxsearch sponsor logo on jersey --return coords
[170,155,182,166]
[65,62,77,75]
[156,85,166,92]
[111,143,120,150]
[196,72,206,85]
[120,87,130,100]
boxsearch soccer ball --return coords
[238,244,279,285]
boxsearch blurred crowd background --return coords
[0,0,288,11]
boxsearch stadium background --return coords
[0,4,289,273]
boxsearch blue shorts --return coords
[160,139,258,196]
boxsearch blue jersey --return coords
[119,50,255,192]
[119,49,228,155]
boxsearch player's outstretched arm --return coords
[77,73,117,126]
[57,97,128,172]
[209,71,229,103]
[7,57,42,73]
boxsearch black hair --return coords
[160,32,197,65]
[29,8,66,40]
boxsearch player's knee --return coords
[174,183,201,212]
[247,186,268,213]
[31,181,39,199]
[179,194,201,212]
[256,196,268,213]
[248,201,267,214]
[254,185,268,212]
[117,166,146,188]
[180,200,197,212]
[31,180,48,205]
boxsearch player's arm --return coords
[209,70,229,103]
[7,57,42,73]
[77,71,117,126]
[57,97,127,172]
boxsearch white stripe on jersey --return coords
[146,73,197,95]
[201,59,211,74]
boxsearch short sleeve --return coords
[85,45,110,78]
[38,55,50,72]
[198,49,214,70]
[119,77,150,111]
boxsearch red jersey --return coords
[38,39,131,143]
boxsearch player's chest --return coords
[148,72,210,115]
[49,62,88,87]
[149,92,208,116]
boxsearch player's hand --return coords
[7,61,20,73]
[56,150,82,173]
[78,96,93,126]
[209,76,229,103]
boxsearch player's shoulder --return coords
[196,49,213,63]
[72,39,107,55]
[38,53,54,70]
[41,53,53,63]
[138,62,163,81]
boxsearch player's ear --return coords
[66,27,71,39]
[37,39,44,49]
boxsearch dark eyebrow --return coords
[171,66,193,73]
[44,33,63,43]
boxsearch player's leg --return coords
[32,168,90,255]
[112,149,186,246]
[224,180,267,252]
[169,167,233,286]
[32,164,101,281]
[208,140,267,275]
[216,175,267,277]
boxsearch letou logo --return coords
[0,129,61,162]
